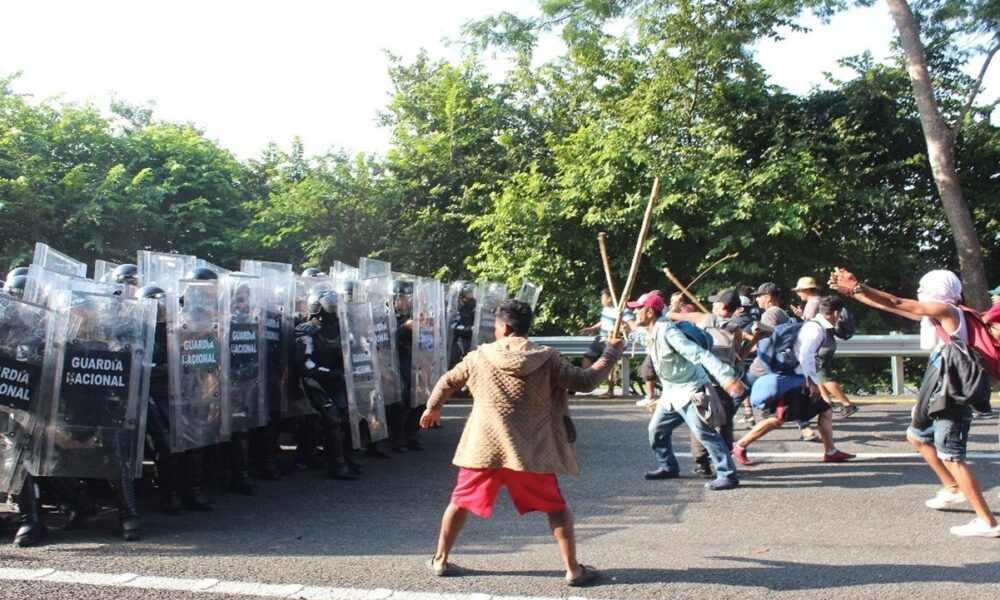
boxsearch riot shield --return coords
[0,295,49,494]
[220,274,266,436]
[94,260,120,284]
[242,261,294,415]
[23,265,106,310]
[446,280,477,369]
[514,278,543,311]
[338,301,387,448]
[31,288,154,480]
[471,281,507,349]
[137,250,197,295]
[32,243,87,278]
[167,278,224,452]
[198,260,231,278]
[360,274,401,408]
[359,257,392,279]
[411,278,445,409]
[294,274,334,322]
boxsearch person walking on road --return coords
[420,299,624,585]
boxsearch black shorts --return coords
[639,354,657,382]
[766,388,831,422]
[583,338,606,361]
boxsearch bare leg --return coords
[908,435,958,489]
[817,411,835,453]
[548,508,583,579]
[645,380,655,402]
[822,381,855,408]
[944,461,997,526]
[736,417,783,449]
[432,502,469,569]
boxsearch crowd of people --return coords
[576,272,1000,538]
[3,248,998,590]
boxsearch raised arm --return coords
[829,268,957,329]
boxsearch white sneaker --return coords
[635,398,655,407]
[925,488,967,510]
[949,518,1000,538]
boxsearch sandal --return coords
[566,564,601,587]
[426,557,450,577]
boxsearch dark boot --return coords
[110,479,141,541]
[157,454,184,515]
[325,425,357,481]
[294,417,325,469]
[252,425,281,481]
[387,403,407,452]
[228,436,257,496]
[14,478,47,547]
[46,478,99,530]
[182,449,215,511]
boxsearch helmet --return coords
[3,275,27,298]
[185,266,219,281]
[137,284,167,300]
[459,283,476,298]
[5,267,29,283]
[392,279,413,297]
[113,264,140,285]
[307,289,338,317]
[338,280,357,300]
[300,267,321,278]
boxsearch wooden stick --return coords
[662,266,710,313]
[612,177,660,338]
[686,252,738,290]
[597,232,619,307]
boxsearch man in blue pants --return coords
[624,291,748,490]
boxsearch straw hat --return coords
[791,276,820,292]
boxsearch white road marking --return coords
[742,452,1000,459]
[0,567,600,600]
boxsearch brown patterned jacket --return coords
[426,336,620,475]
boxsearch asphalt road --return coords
[1,401,998,599]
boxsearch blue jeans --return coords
[907,405,973,462]
[648,401,737,480]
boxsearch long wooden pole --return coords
[685,252,738,291]
[662,265,710,313]
[597,232,619,307]
[612,177,660,338]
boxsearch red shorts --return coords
[450,467,567,518]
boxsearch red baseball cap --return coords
[626,291,666,313]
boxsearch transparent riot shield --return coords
[31,289,154,480]
[94,260,120,284]
[359,257,392,279]
[137,250,198,295]
[359,274,401,408]
[412,278,445,409]
[220,274,266,436]
[33,243,87,278]
[338,301,387,448]
[0,295,50,494]
[242,261,294,415]
[446,281,476,369]
[471,281,507,349]
[198,260,231,278]
[168,279,224,452]
[23,265,107,311]
[514,278,543,311]
[294,274,334,323]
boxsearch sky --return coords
[1,1,996,160]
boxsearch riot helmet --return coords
[392,279,414,297]
[138,284,168,323]
[338,280,357,303]
[185,266,219,281]
[113,264,140,285]
[300,267,321,278]
[459,283,476,300]
[5,266,29,282]
[3,275,27,298]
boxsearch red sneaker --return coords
[823,449,856,463]
[732,444,753,466]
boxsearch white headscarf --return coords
[917,270,964,350]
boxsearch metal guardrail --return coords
[531,334,928,396]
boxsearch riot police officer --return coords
[392,279,424,450]
[294,288,360,480]
[449,283,477,368]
